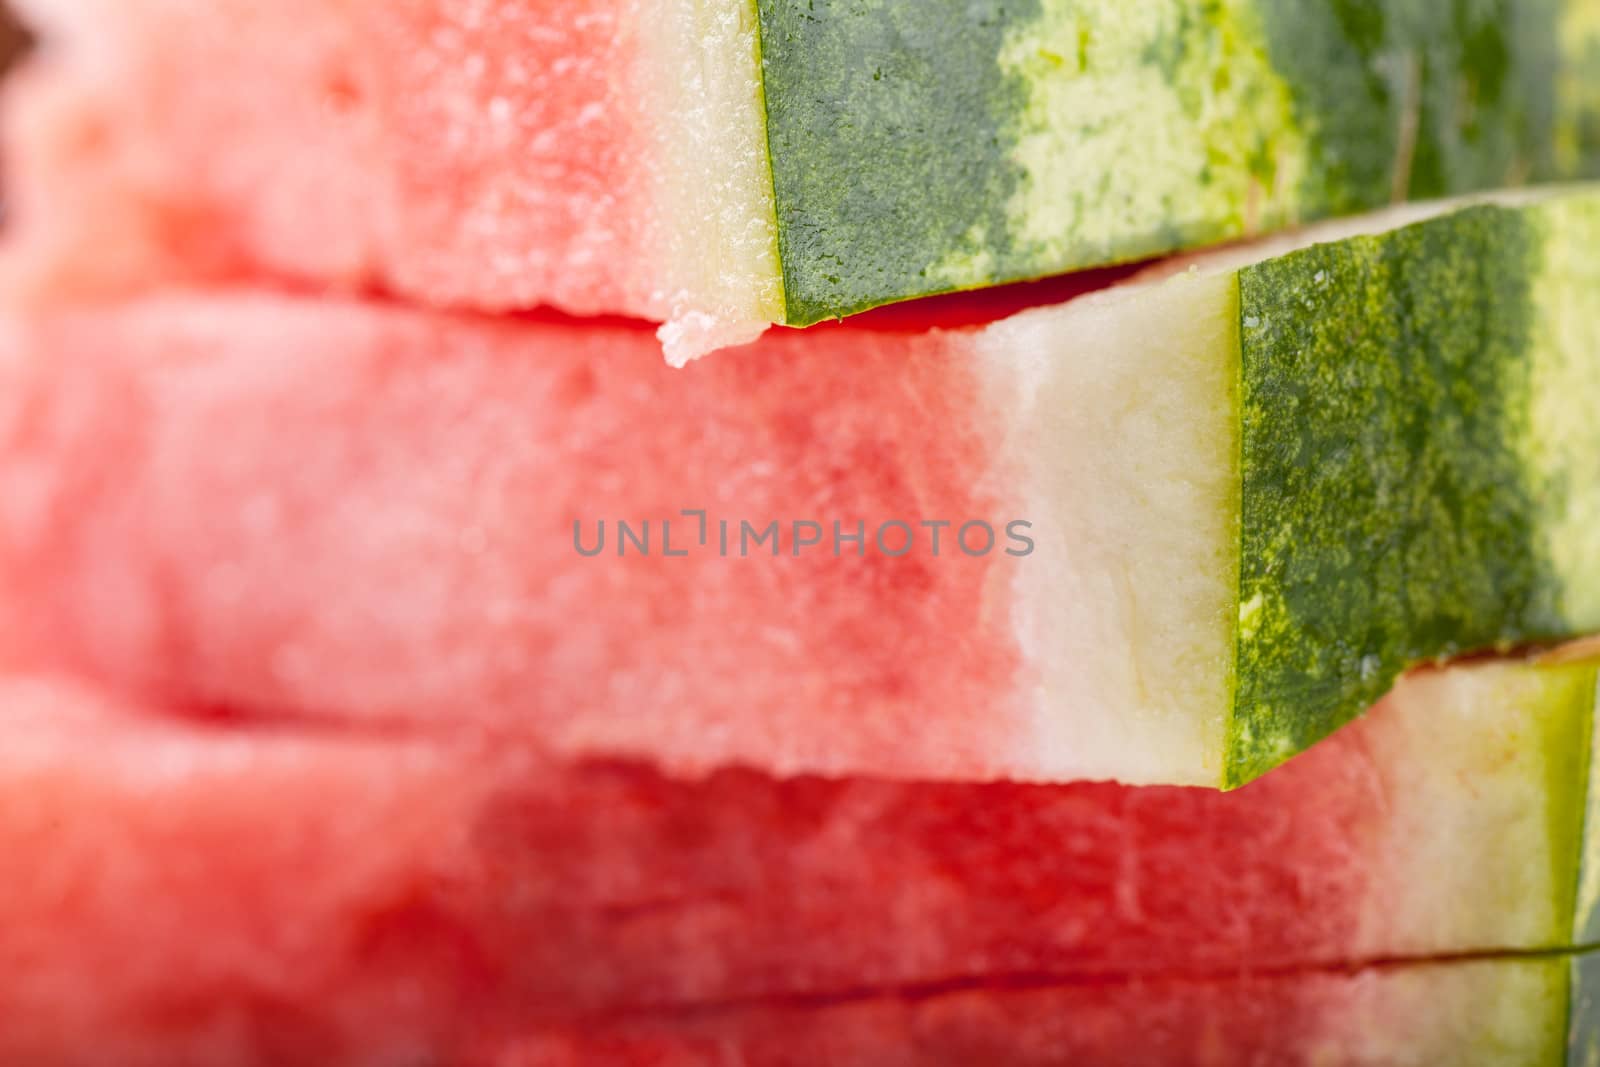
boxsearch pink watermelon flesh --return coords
[0,666,1581,1065]
[0,291,1034,782]
[1,0,667,321]
[481,961,1564,1067]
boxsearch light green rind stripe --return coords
[1464,658,1600,955]
[986,1,1311,295]
[754,0,1600,325]
[1226,194,1600,785]
[1490,958,1569,1066]
[1537,661,1600,949]
[1527,197,1600,634]
[1575,662,1600,948]
[1570,951,1600,1066]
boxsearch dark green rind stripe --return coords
[755,0,1599,326]
[754,0,1030,326]
[1255,0,1570,209]
[1226,197,1600,785]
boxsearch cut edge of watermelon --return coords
[973,268,1239,785]
[642,0,785,367]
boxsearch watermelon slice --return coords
[1,655,1597,1064]
[486,958,1593,1067]
[7,0,1600,361]
[6,191,1600,786]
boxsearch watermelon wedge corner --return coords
[7,0,1600,361]
[6,190,1600,787]
[1,654,1598,1065]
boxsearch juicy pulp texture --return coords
[2,0,782,363]
[0,658,1596,1065]
[0,293,1030,782]
[2,0,782,364]
[0,679,506,1067]
[6,187,1600,786]
[7,0,1600,359]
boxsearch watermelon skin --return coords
[754,0,1600,325]
[6,187,1600,787]
[0,665,1594,1065]
[1227,193,1600,781]
[7,2,1600,358]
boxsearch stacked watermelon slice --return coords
[4,3,1600,1064]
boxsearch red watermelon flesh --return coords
[1,0,799,362]
[0,658,1589,1065]
[0,288,1250,786]
[0,680,503,1067]
[2,0,669,322]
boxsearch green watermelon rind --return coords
[753,0,1600,325]
[1224,193,1600,784]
